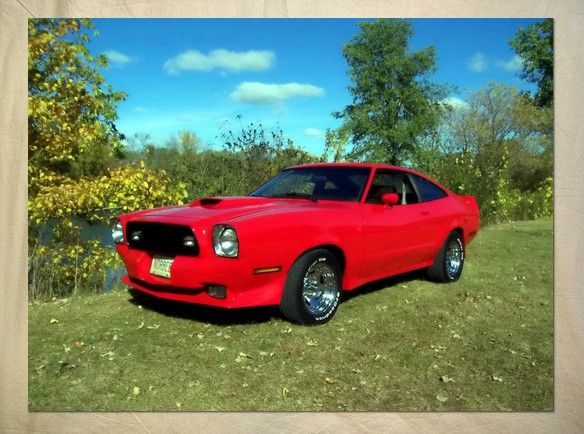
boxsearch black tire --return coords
[427,231,465,282]
[279,249,342,325]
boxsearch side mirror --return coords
[381,192,399,206]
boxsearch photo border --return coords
[2,0,583,431]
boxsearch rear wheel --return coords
[427,231,465,282]
[279,249,341,325]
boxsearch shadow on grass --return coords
[341,269,427,303]
[127,288,279,326]
[126,270,427,326]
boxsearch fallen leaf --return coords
[306,340,318,346]
[50,318,59,324]
[282,387,289,396]
[74,341,85,348]
[325,377,335,384]
[491,375,503,382]
[133,386,140,395]
[214,346,226,353]
[146,324,160,330]
[436,393,448,403]
[440,375,455,383]
[113,334,118,341]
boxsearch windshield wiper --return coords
[268,192,317,202]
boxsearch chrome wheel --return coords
[302,260,339,317]
[445,237,464,279]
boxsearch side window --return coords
[411,174,448,202]
[365,170,419,205]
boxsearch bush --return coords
[29,220,123,299]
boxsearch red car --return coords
[112,163,479,324]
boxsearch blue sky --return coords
[89,18,542,155]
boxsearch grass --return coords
[28,218,553,411]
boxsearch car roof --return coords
[288,162,419,174]
[286,162,453,195]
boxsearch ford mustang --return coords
[112,163,479,324]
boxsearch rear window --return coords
[411,174,448,202]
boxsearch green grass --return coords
[28,218,553,411]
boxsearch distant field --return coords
[28,218,553,411]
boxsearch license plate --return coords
[150,256,174,278]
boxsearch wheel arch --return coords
[297,244,346,273]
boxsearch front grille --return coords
[126,222,199,256]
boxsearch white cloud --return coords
[304,128,325,138]
[497,55,524,72]
[133,106,152,113]
[163,49,275,74]
[230,82,324,105]
[104,49,133,67]
[468,52,487,73]
[441,97,469,110]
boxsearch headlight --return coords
[111,219,124,244]
[213,224,238,258]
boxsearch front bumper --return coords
[116,244,285,308]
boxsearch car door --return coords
[408,173,453,261]
[360,169,429,279]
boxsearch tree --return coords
[414,82,552,223]
[221,120,315,192]
[322,126,350,162]
[509,19,553,108]
[28,19,126,191]
[335,19,449,164]
[28,19,186,298]
[178,130,202,154]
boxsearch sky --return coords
[89,18,542,155]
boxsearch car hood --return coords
[131,196,344,225]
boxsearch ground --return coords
[28,218,553,411]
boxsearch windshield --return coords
[250,166,371,202]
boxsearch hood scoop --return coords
[198,197,222,207]
[189,196,276,210]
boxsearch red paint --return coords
[115,163,480,308]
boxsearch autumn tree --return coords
[28,19,186,298]
[509,19,553,108]
[335,19,449,164]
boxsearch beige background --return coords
[1,0,582,432]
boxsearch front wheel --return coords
[427,231,465,282]
[279,249,341,325]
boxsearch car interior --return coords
[365,172,419,205]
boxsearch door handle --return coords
[421,210,430,215]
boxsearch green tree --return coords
[221,121,316,192]
[335,19,448,164]
[415,83,552,223]
[322,126,350,162]
[509,19,553,108]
